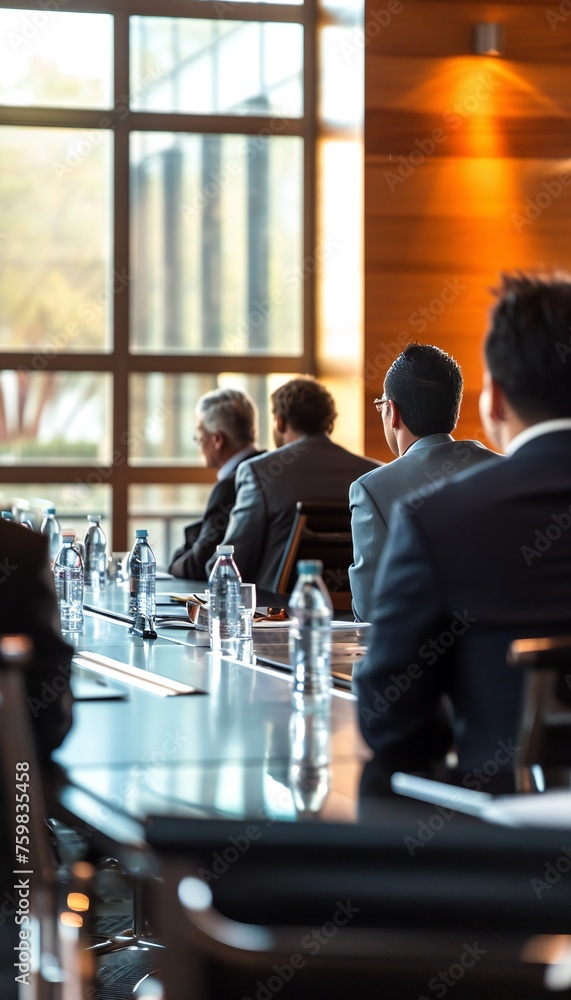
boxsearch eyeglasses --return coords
[373,396,390,412]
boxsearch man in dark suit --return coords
[0,518,74,753]
[169,388,263,580]
[349,343,498,622]
[0,518,73,999]
[354,273,571,772]
[209,377,379,589]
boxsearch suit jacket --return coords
[208,433,379,589]
[353,429,571,772]
[349,435,499,621]
[0,520,74,754]
[169,449,264,581]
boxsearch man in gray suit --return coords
[208,377,378,589]
[349,343,498,622]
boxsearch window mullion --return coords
[112,4,131,549]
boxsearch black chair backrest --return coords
[148,815,571,1000]
[508,636,571,770]
[274,501,353,611]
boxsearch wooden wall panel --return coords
[364,0,571,457]
[366,110,571,159]
[366,214,571,270]
[364,1,571,62]
[367,156,571,217]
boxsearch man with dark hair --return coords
[209,376,378,588]
[354,273,571,771]
[169,387,263,580]
[349,343,497,621]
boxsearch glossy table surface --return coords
[52,578,571,860]
[53,578,373,845]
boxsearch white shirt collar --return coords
[217,445,258,481]
[505,419,571,456]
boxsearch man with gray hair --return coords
[169,387,263,580]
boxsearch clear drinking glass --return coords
[235,583,256,663]
[239,583,257,640]
[107,551,130,583]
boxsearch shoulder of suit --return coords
[399,445,504,519]
[239,436,319,470]
[241,447,266,462]
[240,436,380,479]
[0,518,45,559]
[211,476,237,500]
[235,446,280,482]
[324,437,381,468]
[234,447,266,470]
[352,460,389,489]
[459,439,502,458]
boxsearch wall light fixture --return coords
[474,23,504,56]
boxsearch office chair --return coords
[274,501,354,611]
[0,634,93,1000]
[147,815,571,1000]
[508,636,571,772]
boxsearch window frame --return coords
[0,0,316,549]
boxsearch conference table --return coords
[53,577,571,843]
[53,576,374,850]
[49,578,571,1000]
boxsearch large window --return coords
[0,0,362,566]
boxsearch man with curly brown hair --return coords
[209,376,378,589]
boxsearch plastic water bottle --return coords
[128,529,156,619]
[40,506,62,564]
[53,532,84,632]
[208,544,241,656]
[84,515,107,591]
[289,559,333,710]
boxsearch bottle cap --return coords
[62,530,76,542]
[216,544,234,555]
[135,529,148,538]
[296,559,324,575]
[44,506,56,514]
[1,510,13,519]
[87,514,101,523]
